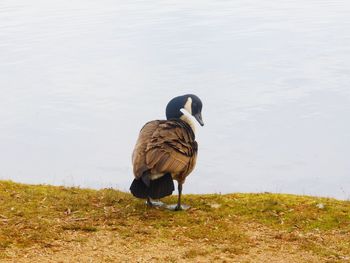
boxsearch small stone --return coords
[210,203,221,209]
[316,203,325,209]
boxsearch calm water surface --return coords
[1,0,350,199]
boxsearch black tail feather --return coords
[130,173,174,199]
[149,173,175,199]
[130,178,149,199]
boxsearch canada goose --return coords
[130,94,204,210]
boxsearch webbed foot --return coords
[146,198,164,208]
[165,204,190,211]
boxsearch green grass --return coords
[0,180,349,260]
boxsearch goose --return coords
[130,94,204,210]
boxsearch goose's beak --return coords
[194,113,204,126]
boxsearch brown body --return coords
[132,119,198,184]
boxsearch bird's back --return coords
[132,119,198,183]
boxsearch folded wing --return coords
[132,120,197,183]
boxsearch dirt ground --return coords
[1,182,349,263]
[3,223,349,263]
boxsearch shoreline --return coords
[1,180,349,262]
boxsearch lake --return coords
[1,0,349,199]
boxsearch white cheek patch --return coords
[180,102,196,134]
[180,114,196,134]
[184,97,192,115]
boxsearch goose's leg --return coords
[167,182,189,211]
[175,183,183,211]
[165,182,190,211]
[146,197,153,207]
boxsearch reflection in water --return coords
[0,0,350,199]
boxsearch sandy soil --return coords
[3,223,348,263]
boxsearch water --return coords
[1,0,350,199]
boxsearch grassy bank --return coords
[0,180,349,262]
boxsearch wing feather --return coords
[132,121,160,178]
[132,119,198,182]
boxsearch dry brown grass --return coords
[0,180,349,262]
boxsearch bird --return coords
[130,94,204,211]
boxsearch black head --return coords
[165,94,204,126]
